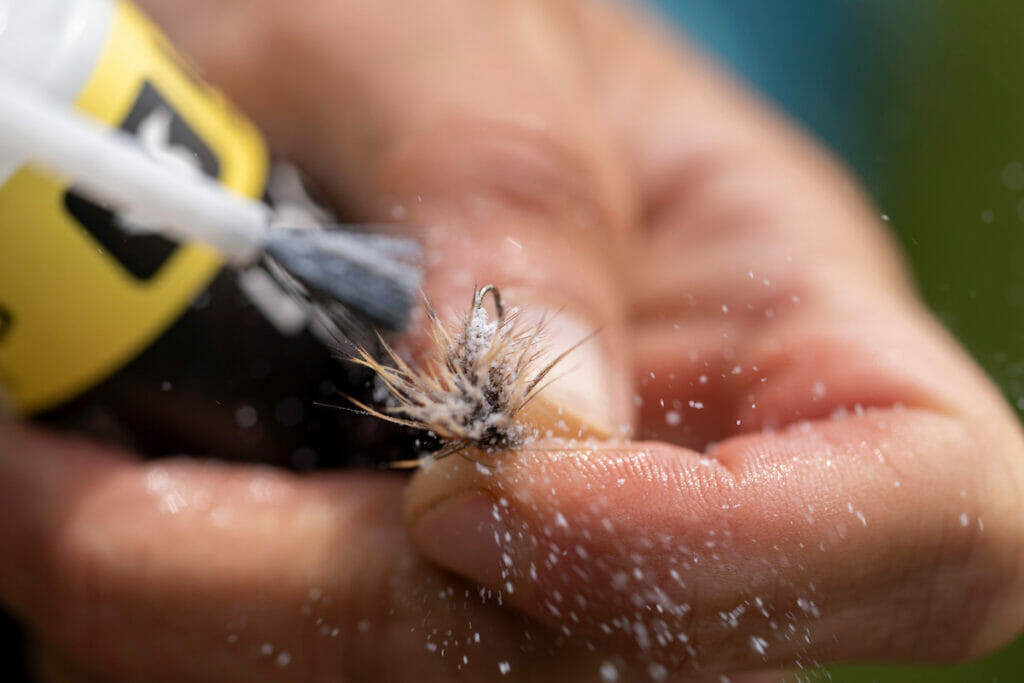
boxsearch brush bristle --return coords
[264,229,421,331]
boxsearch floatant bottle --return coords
[0,0,398,467]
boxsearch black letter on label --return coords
[0,304,12,343]
[64,81,221,280]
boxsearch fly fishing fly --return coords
[348,285,589,467]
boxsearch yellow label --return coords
[0,0,268,414]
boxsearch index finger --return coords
[405,409,1024,676]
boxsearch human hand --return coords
[3,0,1023,681]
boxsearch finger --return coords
[405,407,1024,677]
[563,1,930,447]
[136,0,636,437]
[635,289,1001,452]
[0,424,620,682]
[574,0,910,291]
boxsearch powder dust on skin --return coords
[409,447,834,679]
[403,395,991,681]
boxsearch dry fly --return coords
[347,285,586,468]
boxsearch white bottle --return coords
[0,0,114,184]
[0,0,269,416]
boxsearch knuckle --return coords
[373,116,625,237]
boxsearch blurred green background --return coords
[651,1,1024,681]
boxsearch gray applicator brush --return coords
[0,81,420,331]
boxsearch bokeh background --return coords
[649,1,1024,680]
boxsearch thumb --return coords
[370,121,635,441]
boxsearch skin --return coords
[2,0,1023,680]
